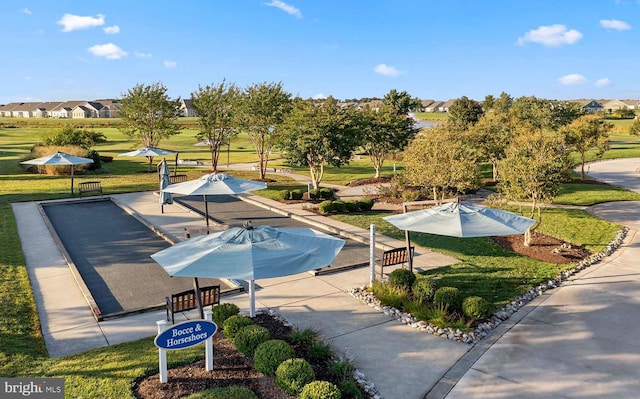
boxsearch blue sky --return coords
[2,1,639,103]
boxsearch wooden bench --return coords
[377,247,414,279]
[166,285,220,324]
[169,174,188,184]
[78,181,102,197]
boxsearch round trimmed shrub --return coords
[185,385,258,399]
[388,268,416,291]
[332,200,346,212]
[462,296,492,320]
[212,303,240,326]
[318,200,334,215]
[309,189,320,200]
[299,381,341,399]
[412,277,437,303]
[339,380,362,398]
[290,189,304,200]
[319,187,334,199]
[345,200,360,212]
[275,358,315,395]
[279,190,291,200]
[433,287,462,312]
[223,315,253,340]
[233,325,270,355]
[357,198,375,211]
[253,339,295,376]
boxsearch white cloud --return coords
[600,19,631,31]
[374,64,402,77]
[88,43,127,60]
[25,76,32,80]
[595,77,611,87]
[558,74,586,85]
[104,25,120,34]
[134,51,152,58]
[57,13,105,32]
[313,93,327,100]
[265,1,302,19]
[164,60,177,68]
[20,8,32,15]
[517,24,582,46]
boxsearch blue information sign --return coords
[154,320,217,350]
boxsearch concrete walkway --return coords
[438,159,640,399]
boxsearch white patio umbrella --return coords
[118,147,178,173]
[158,158,173,213]
[383,201,536,271]
[20,151,94,194]
[151,224,345,317]
[161,173,267,227]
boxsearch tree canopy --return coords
[560,114,612,179]
[119,82,181,170]
[447,96,484,128]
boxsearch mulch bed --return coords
[493,231,590,264]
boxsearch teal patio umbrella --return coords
[151,223,345,317]
[158,158,173,213]
[20,151,94,195]
[118,147,178,173]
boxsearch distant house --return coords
[622,100,638,110]
[573,99,604,114]
[179,99,198,117]
[425,101,443,112]
[602,99,629,112]
[439,99,456,112]
[420,99,435,112]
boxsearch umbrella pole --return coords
[70,165,75,195]
[403,203,413,272]
[204,195,210,228]
[193,278,204,319]
[249,280,255,318]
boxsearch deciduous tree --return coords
[448,96,484,128]
[278,97,360,189]
[560,114,612,179]
[119,82,181,171]
[191,80,240,172]
[237,82,292,179]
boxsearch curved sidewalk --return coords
[436,159,640,399]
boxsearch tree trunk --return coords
[580,153,586,179]
[147,156,154,172]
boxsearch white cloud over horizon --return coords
[558,74,587,85]
[88,43,127,59]
[600,19,631,30]
[104,25,120,34]
[517,24,582,46]
[265,1,302,19]
[58,13,105,32]
[595,77,611,87]
[312,93,327,99]
[374,64,402,77]
[164,60,177,68]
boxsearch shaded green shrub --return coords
[339,380,362,399]
[308,341,332,361]
[253,339,295,376]
[290,189,304,200]
[462,296,492,320]
[309,189,320,200]
[223,315,253,340]
[299,381,341,399]
[212,303,240,326]
[330,359,354,381]
[319,187,334,199]
[275,358,315,395]
[345,200,360,212]
[332,200,346,212]
[233,325,270,356]
[434,287,462,312]
[402,190,420,202]
[290,328,318,348]
[357,198,375,211]
[388,268,416,291]
[318,201,334,214]
[279,190,291,200]
[185,385,258,399]
[412,277,437,303]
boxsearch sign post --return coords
[370,224,376,287]
[155,317,218,383]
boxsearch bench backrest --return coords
[171,285,220,313]
[169,174,188,184]
[79,181,101,190]
[381,247,414,266]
